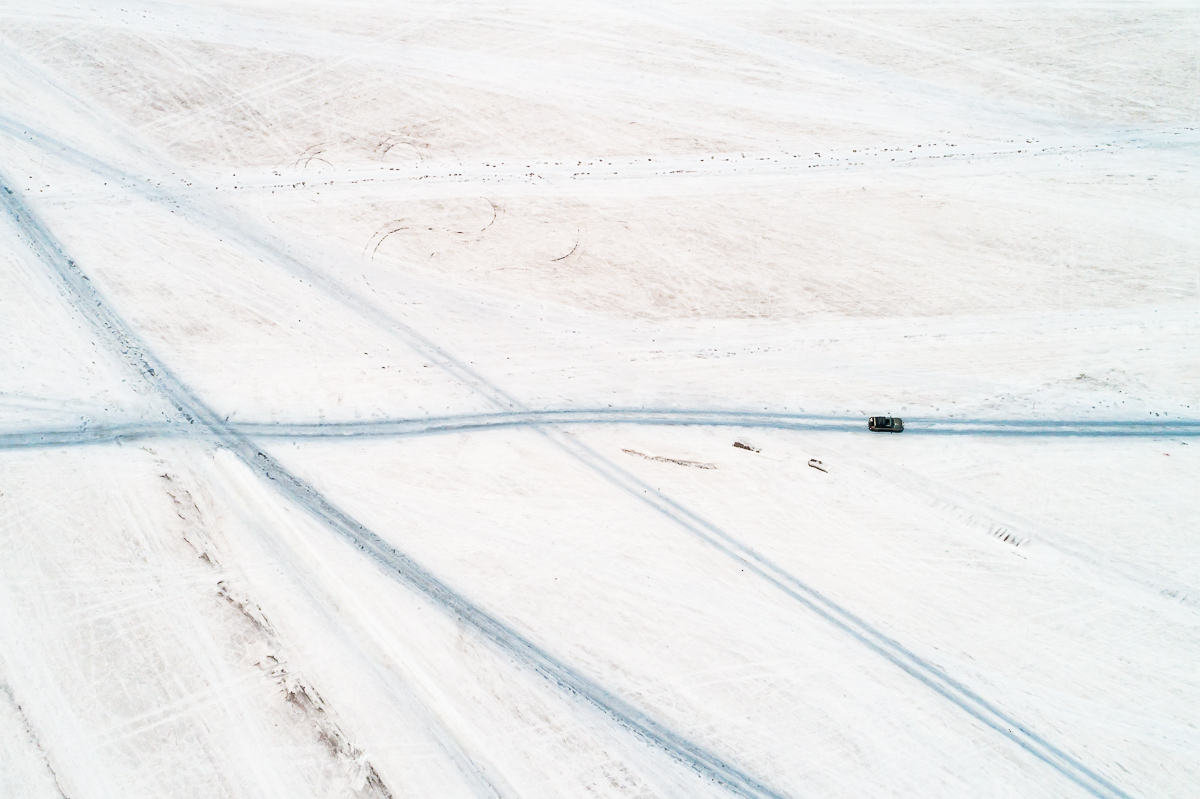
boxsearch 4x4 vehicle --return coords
[868,416,903,432]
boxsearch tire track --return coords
[2,411,1195,452]
[543,433,1137,799]
[139,194,1141,797]
[0,112,1148,797]
[239,411,1199,440]
[1,174,789,799]
[0,423,172,450]
[9,409,1192,619]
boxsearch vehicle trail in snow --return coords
[239,412,1200,439]
[132,159,1142,798]
[0,164,1155,797]
[2,411,1197,453]
[0,172,790,799]
[0,95,1147,799]
[8,408,1193,626]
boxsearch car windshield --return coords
[877,418,892,427]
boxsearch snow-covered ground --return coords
[1,2,1198,797]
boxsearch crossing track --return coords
[1,174,792,799]
[2,171,1148,798]
[0,6,1194,794]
